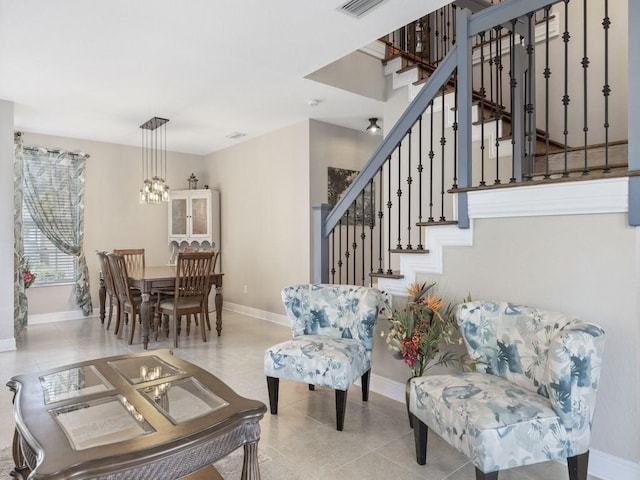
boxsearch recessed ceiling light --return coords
[226,132,247,139]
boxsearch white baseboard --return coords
[587,449,640,480]
[224,302,288,326]
[0,337,16,352]
[28,310,95,325]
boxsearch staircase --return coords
[313,0,633,291]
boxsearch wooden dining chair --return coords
[155,251,214,348]
[113,248,145,276]
[108,253,148,345]
[181,248,220,334]
[96,251,119,331]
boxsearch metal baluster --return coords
[480,31,487,186]
[330,228,335,283]
[435,9,440,64]
[581,0,589,175]
[338,219,343,284]
[360,189,366,286]
[562,0,571,177]
[602,0,611,172]
[417,115,424,249]
[510,22,518,182]
[440,86,447,221]
[368,178,375,284]
[377,166,384,274]
[386,157,393,275]
[443,6,449,57]
[352,202,357,284]
[406,129,413,249]
[344,209,350,285]
[488,29,495,182]
[452,4,457,47]
[396,143,403,250]
[525,13,535,179]
[428,101,435,222]
[543,8,552,179]
[452,70,458,189]
[494,26,502,184]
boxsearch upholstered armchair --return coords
[264,284,389,431]
[409,301,605,480]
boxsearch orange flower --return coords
[425,294,445,311]
[407,282,423,299]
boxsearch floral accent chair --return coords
[409,301,605,480]
[264,284,389,431]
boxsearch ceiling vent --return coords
[339,0,384,17]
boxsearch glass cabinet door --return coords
[190,197,209,236]
[170,197,188,236]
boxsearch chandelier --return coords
[139,116,170,204]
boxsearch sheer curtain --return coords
[14,132,27,335]
[22,146,93,316]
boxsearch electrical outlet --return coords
[243,285,248,294]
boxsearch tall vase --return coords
[405,377,414,428]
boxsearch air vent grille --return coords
[339,0,384,17]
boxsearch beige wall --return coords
[204,121,311,315]
[20,132,204,316]
[0,101,14,344]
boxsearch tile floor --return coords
[0,311,602,480]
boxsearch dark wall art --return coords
[327,167,375,226]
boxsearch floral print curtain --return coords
[14,133,27,336]
[22,146,93,316]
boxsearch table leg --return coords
[140,293,152,350]
[10,429,30,480]
[98,276,106,324]
[215,286,223,336]
[241,441,261,480]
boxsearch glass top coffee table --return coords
[7,349,266,480]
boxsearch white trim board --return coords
[468,177,628,218]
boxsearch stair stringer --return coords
[377,221,474,297]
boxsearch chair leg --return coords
[199,311,207,342]
[412,415,427,465]
[266,377,279,414]
[113,301,122,335]
[361,369,371,401]
[205,309,211,331]
[475,468,498,480]
[128,311,136,345]
[173,314,179,348]
[568,451,589,480]
[106,296,114,330]
[335,389,347,431]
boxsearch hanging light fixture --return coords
[366,117,381,135]
[139,116,170,204]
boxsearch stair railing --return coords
[313,0,632,284]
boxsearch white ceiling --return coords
[0,0,447,155]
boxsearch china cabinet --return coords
[168,189,220,248]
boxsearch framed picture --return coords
[328,167,375,226]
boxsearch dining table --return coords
[99,266,224,349]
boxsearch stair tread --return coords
[416,220,458,227]
[389,247,429,254]
[370,271,404,279]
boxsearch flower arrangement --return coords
[22,257,36,289]
[383,282,468,377]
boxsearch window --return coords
[22,209,76,285]
[22,151,79,286]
